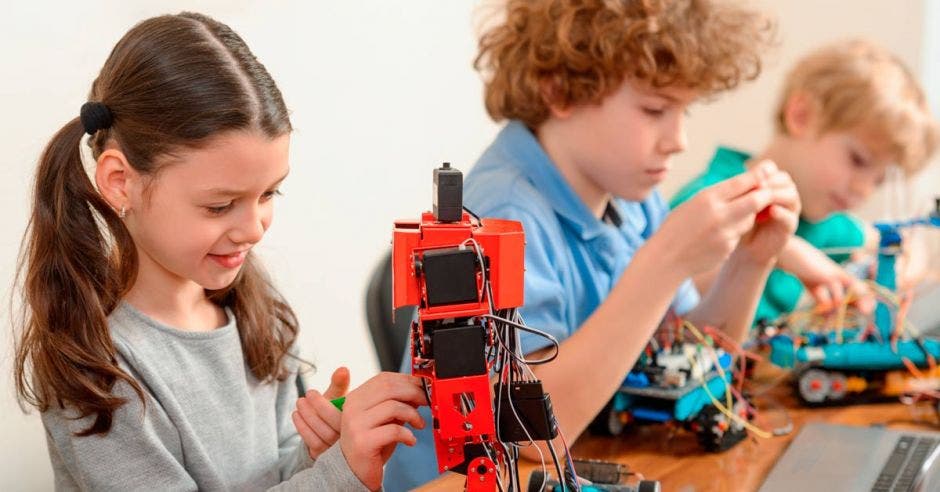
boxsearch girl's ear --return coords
[782,91,818,138]
[95,149,135,215]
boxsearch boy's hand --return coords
[735,160,800,264]
[292,367,350,460]
[339,372,426,491]
[779,236,875,313]
[657,160,795,276]
[805,266,875,314]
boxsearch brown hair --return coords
[14,12,299,436]
[774,39,939,174]
[474,0,775,128]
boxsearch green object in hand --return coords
[330,396,345,411]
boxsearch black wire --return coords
[482,443,506,492]
[421,377,432,407]
[464,206,482,224]
[464,238,559,489]
[485,314,560,365]
[547,440,567,492]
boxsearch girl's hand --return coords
[340,372,427,491]
[292,367,350,460]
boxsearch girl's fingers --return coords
[358,400,425,431]
[350,373,426,412]
[297,396,340,444]
[367,423,418,450]
[304,390,343,433]
[323,367,351,400]
[292,410,329,456]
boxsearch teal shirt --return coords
[670,147,867,323]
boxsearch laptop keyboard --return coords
[871,435,939,491]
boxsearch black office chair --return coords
[364,251,416,372]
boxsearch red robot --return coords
[392,163,560,491]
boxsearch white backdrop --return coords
[1,1,936,489]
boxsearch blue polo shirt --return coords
[383,121,699,491]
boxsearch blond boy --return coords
[673,39,939,322]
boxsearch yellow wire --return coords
[682,321,732,410]
[681,320,772,438]
[700,372,772,439]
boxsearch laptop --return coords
[760,422,940,492]
[908,282,940,336]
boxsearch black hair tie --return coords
[80,101,114,135]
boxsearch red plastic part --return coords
[392,212,524,313]
[466,456,498,492]
[392,210,526,489]
[747,182,772,223]
[429,375,496,472]
[756,206,772,223]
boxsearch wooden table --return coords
[417,363,940,491]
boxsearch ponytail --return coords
[14,118,143,435]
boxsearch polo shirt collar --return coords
[497,121,610,241]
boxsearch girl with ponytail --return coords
[14,12,423,491]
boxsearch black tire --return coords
[527,469,552,492]
[588,397,625,436]
[693,405,748,452]
[638,480,662,492]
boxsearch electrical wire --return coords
[681,320,773,439]
[443,235,574,490]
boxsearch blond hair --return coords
[775,39,939,174]
[474,0,775,129]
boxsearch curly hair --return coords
[775,39,939,174]
[474,0,775,128]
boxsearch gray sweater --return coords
[41,302,369,491]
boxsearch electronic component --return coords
[590,335,755,452]
[528,465,662,492]
[393,163,568,491]
[431,322,486,379]
[495,380,558,442]
[764,200,940,407]
[433,162,463,222]
[573,459,628,484]
[422,247,479,307]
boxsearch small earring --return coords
[119,205,126,219]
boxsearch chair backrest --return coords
[364,251,416,372]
